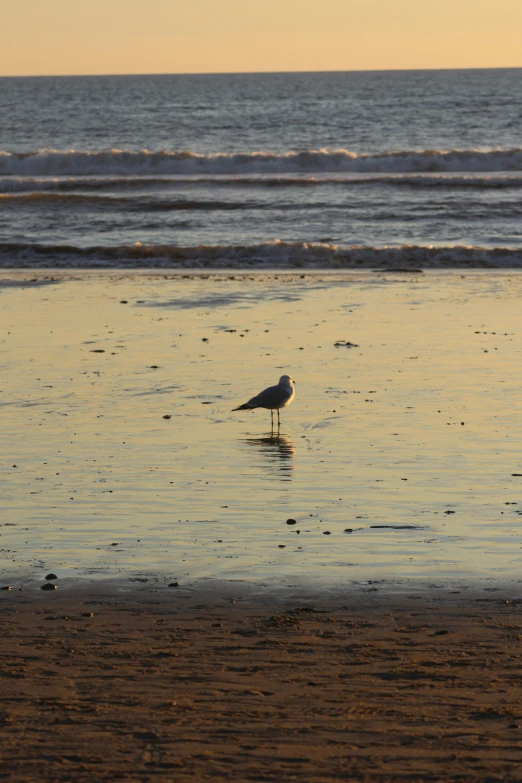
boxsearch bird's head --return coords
[279,374,295,387]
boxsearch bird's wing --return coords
[248,384,290,409]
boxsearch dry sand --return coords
[2,588,522,782]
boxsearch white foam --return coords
[2,147,522,177]
[1,240,521,270]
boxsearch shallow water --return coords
[1,271,522,590]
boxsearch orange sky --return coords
[2,0,521,76]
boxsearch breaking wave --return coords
[2,147,522,177]
[1,240,521,270]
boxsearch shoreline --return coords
[3,573,522,607]
[2,265,522,280]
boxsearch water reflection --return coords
[241,433,295,480]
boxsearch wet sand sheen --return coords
[1,270,522,590]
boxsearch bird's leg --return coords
[270,409,274,431]
[277,409,280,431]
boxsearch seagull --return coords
[232,374,295,430]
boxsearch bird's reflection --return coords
[241,432,295,480]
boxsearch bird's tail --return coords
[231,403,253,411]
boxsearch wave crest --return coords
[1,240,521,270]
[2,147,522,176]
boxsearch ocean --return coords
[1,69,522,269]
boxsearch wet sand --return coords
[2,587,522,782]
[2,269,522,588]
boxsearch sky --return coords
[2,0,521,77]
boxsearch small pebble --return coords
[168,582,179,588]
[163,414,172,419]
[81,612,94,618]
[120,300,128,304]
[344,528,353,534]
[323,531,331,535]
[41,583,56,591]
[1,586,12,591]
[45,573,58,581]
[286,518,297,525]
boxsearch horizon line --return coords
[1,65,521,79]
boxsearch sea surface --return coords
[1,69,522,269]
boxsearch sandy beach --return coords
[2,586,522,782]
[2,269,522,780]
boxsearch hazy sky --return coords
[2,0,521,76]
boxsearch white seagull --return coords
[232,374,295,430]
